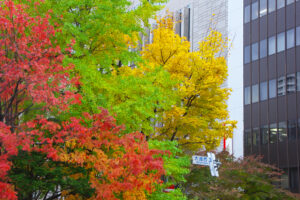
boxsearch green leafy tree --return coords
[184,151,297,200]
[148,140,190,200]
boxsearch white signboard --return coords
[192,152,221,177]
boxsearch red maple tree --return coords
[0,1,165,199]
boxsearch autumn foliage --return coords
[0,1,165,199]
[141,17,236,151]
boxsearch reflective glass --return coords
[270,123,277,144]
[286,74,295,94]
[245,45,251,64]
[269,79,277,98]
[253,128,260,147]
[277,32,285,52]
[260,81,268,101]
[269,36,276,55]
[277,0,285,9]
[261,125,269,145]
[278,122,287,142]
[244,5,251,23]
[252,42,258,61]
[287,28,295,49]
[252,2,259,20]
[288,120,296,141]
[252,84,259,103]
[260,39,267,58]
[297,26,300,46]
[287,0,294,4]
[277,76,286,96]
[260,0,267,16]
[269,0,276,13]
[245,86,251,105]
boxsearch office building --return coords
[243,0,300,192]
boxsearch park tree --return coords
[141,17,236,152]
[0,1,166,199]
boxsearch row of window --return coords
[245,119,300,148]
[245,27,300,64]
[245,72,300,105]
[244,0,299,23]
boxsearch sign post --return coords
[192,152,221,177]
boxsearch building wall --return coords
[243,0,300,193]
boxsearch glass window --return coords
[252,42,258,61]
[252,84,259,103]
[269,36,276,55]
[244,45,251,64]
[277,76,286,96]
[287,0,294,5]
[297,26,300,46]
[288,120,296,141]
[298,119,300,140]
[252,2,259,20]
[287,28,295,49]
[277,32,285,52]
[277,0,285,9]
[260,81,268,101]
[260,39,267,58]
[286,74,296,93]
[297,72,300,91]
[260,0,268,16]
[245,129,252,150]
[244,5,251,23]
[269,79,277,98]
[253,128,260,147]
[269,0,276,13]
[245,86,251,105]
[261,125,269,145]
[278,122,287,142]
[270,123,277,144]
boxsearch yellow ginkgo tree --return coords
[141,17,236,152]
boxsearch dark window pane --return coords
[287,74,296,94]
[261,125,269,145]
[260,0,268,16]
[245,129,252,151]
[260,39,267,58]
[269,0,276,13]
[183,7,190,41]
[252,42,258,61]
[277,76,286,96]
[278,122,287,142]
[252,2,259,20]
[252,84,259,103]
[245,86,251,105]
[244,5,251,23]
[298,119,300,140]
[269,36,276,55]
[270,123,277,144]
[288,120,296,141]
[297,72,300,91]
[269,79,277,98]
[277,32,285,52]
[175,11,181,36]
[260,81,268,101]
[253,128,260,147]
[287,29,295,49]
[277,0,285,9]
[297,26,300,46]
[244,45,251,64]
